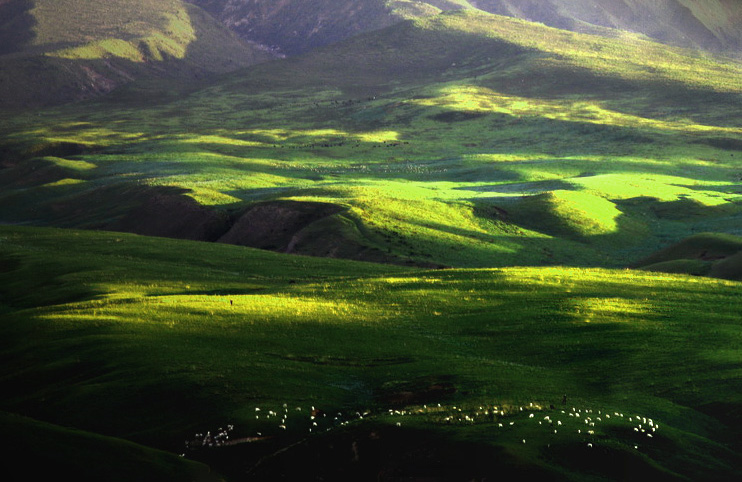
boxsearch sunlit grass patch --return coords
[563,297,654,324]
[177,135,266,148]
[566,173,734,205]
[44,157,98,172]
[42,178,86,187]
[50,39,146,62]
[413,84,742,135]
[506,190,622,239]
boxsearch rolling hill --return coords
[634,232,742,280]
[0,0,275,109]
[1,9,740,269]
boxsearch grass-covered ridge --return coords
[0,225,740,479]
[189,0,742,57]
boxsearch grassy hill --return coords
[0,225,740,479]
[0,0,274,109]
[634,232,742,280]
[1,9,740,269]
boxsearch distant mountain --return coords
[3,0,738,108]
[0,0,275,109]
[190,0,742,56]
[470,0,742,53]
[189,0,405,56]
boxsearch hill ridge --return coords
[190,0,742,56]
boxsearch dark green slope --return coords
[0,411,216,482]
[634,232,742,280]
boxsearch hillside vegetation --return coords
[1,6,741,479]
[471,0,742,54]
[1,10,740,270]
[0,225,740,479]
[634,232,742,280]
[0,0,274,108]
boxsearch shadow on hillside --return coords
[0,0,36,56]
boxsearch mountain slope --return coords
[471,0,742,53]
[191,0,401,55]
[0,0,275,109]
[190,0,742,56]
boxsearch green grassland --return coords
[1,7,742,480]
[0,225,740,479]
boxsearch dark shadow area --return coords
[638,196,741,222]
[693,137,742,152]
[217,200,344,250]
[0,0,36,56]
[204,423,565,482]
[191,0,396,56]
[630,230,742,281]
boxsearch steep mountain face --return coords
[190,0,404,55]
[190,0,742,55]
[0,0,275,109]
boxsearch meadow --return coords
[1,8,741,480]
[0,225,740,479]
